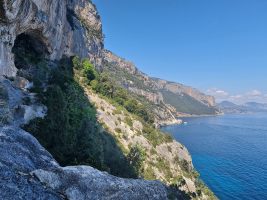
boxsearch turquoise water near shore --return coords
[162,114,267,200]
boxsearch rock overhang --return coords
[0,0,104,77]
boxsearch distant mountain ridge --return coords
[218,101,267,114]
[103,50,220,126]
[245,102,267,110]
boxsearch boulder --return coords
[0,126,169,200]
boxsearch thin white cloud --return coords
[229,95,243,99]
[206,88,267,104]
[246,90,262,97]
[206,88,229,98]
[216,90,229,96]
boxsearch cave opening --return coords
[0,0,6,22]
[12,32,49,70]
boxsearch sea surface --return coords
[161,114,267,200]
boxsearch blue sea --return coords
[162,114,267,200]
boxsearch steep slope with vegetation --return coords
[103,50,221,126]
[0,0,217,199]
[75,57,217,199]
[22,55,216,199]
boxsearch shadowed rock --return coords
[0,126,169,200]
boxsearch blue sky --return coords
[93,0,267,103]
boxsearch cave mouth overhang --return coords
[0,0,6,23]
[12,31,50,70]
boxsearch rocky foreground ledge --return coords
[0,126,168,200]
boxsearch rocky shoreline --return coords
[156,118,183,128]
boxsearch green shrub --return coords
[179,159,190,172]
[127,144,146,176]
[115,128,122,133]
[113,109,122,115]
[150,148,157,155]
[136,130,142,136]
[143,124,173,147]
[72,56,82,69]
[143,166,156,180]
[82,59,98,81]
[196,179,217,199]
[192,169,200,178]
[125,117,133,127]
[154,157,172,179]
[73,56,98,83]
[122,132,128,140]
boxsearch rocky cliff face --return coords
[0,126,168,200]
[103,50,220,126]
[103,50,216,107]
[0,0,103,77]
[153,78,216,107]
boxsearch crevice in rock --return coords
[0,82,10,125]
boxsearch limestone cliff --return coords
[103,50,220,126]
[0,0,103,77]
